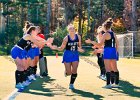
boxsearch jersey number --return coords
[71,46,75,51]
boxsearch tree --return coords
[123,0,138,31]
[46,0,51,34]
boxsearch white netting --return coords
[117,33,134,58]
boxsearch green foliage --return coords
[0,34,6,44]
[112,26,126,34]
[0,46,7,55]
[52,27,68,46]
[105,0,124,17]
[0,0,129,55]
[43,47,63,56]
[0,0,13,4]
[81,23,88,42]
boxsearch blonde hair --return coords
[67,24,75,30]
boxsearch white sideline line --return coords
[3,89,20,100]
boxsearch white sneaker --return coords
[30,75,36,80]
[40,75,43,78]
[28,76,33,81]
[111,84,121,88]
[101,75,106,81]
[15,83,24,89]
[22,81,29,87]
[22,80,31,87]
[69,84,75,89]
[35,74,40,77]
[99,75,106,81]
[26,80,31,84]
[103,84,112,89]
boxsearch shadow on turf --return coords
[22,75,104,99]
[22,76,67,97]
[70,89,104,100]
[111,80,140,98]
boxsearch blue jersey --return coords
[17,38,32,51]
[104,31,115,48]
[66,34,79,51]
[103,31,118,60]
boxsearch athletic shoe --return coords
[18,88,24,92]
[99,75,106,81]
[30,74,36,80]
[69,84,75,89]
[26,80,31,84]
[42,72,48,76]
[35,74,40,78]
[22,81,31,87]
[102,84,112,89]
[22,81,28,87]
[111,84,121,88]
[28,76,33,81]
[40,75,43,78]
[15,83,25,89]
[101,75,106,81]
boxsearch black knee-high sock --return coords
[23,70,28,81]
[111,71,115,84]
[101,67,106,75]
[115,72,119,84]
[20,71,25,83]
[33,65,37,75]
[106,72,111,85]
[97,54,103,75]
[15,70,23,84]
[30,66,34,75]
[97,54,106,75]
[27,67,31,76]
[102,62,106,75]
[70,74,77,84]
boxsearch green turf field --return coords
[0,56,140,100]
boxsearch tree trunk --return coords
[86,0,90,38]
[131,0,137,31]
[63,0,68,26]
[101,0,105,23]
[46,0,51,35]
[21,4,24,27]
[27,1,30,21]
[0,3,2,34]
[131,0,137,53]
[87,0,90,30]
[78,0,82,34]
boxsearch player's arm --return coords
[77,35,84,53]
[33,35,54,46]
[56,36,68,51]
[85,34,106,46]
[114,33,119,52]
[25,34,44,48]
[78,35,82,48]
[98,33,104,48]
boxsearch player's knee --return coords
[71,70,77,74]
[66,71,72,75]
